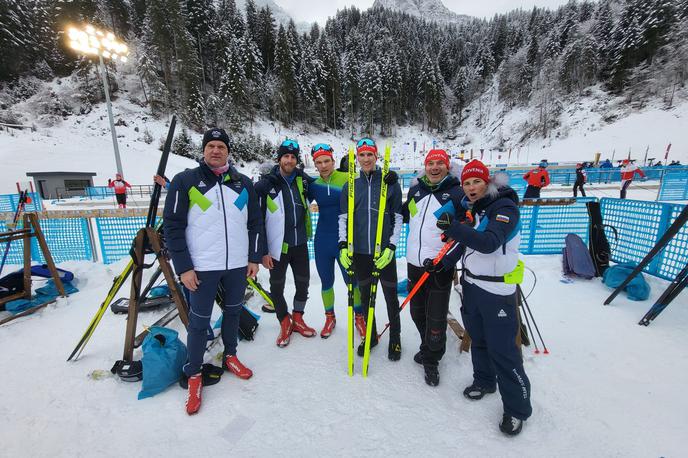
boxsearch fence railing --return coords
[0,192,42,213]
[657,170,688,201]
[1,198,685,281]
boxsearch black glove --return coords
[384,170,398,185]
[261,173,280,187]
[423,257,447,273]
[436,212,454,231]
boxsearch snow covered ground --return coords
[0,255,686,457]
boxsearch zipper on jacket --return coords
[417,194,431,265]
[218,178,229,269]
[283,175,298,246]
[366,173,372,255]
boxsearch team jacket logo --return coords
[442,193,450,200]
[496,214,510,223]
[498,309,507,318]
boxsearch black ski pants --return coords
[269,244,310,322]
[620,180,632,199]
[352,253,400,341]
[523,185,541,199]
[407,264,455,367]
[573,181,586,197]
[460,278,532,421]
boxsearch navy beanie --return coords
[276,144,301,162]
[202,127,230,150]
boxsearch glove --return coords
[338,241,352,270]
[423,257,448,274]
[384,170,398,185]
[261,173,280,187]
[374,245,396,270]
[436,212,454,231]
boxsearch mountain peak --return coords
[372,0,471,25]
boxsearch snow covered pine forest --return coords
[1,0,688,457]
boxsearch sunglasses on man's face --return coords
[357,138,375,148]
[311,143,333,155]
[281,139,299,150]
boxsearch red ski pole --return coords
[378,239,456,339]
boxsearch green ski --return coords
[347,146,356,376]
[362,144,391,377]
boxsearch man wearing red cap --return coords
[437,159,532,436]
[404,149,464,386]
[108,173,131,208]
[338,137,404,360]
[619,159,645,198]
[305,143,362,338]
[522,161,550,199]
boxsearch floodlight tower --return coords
[67,24,129,176]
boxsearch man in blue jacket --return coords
[164,128,263,415]
[255,140,315,348]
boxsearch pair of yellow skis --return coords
[346,144,391,377]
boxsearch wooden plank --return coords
[22,215,31,300]
[0,291,29,306]
[122,229,146,362]
[148,227,189,326]
[447,310,471,353]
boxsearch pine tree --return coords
[273,24,297,125]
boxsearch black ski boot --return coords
[499,413,523,436]
[463,383,497,400]
[424,365,439,386]
[413,351,423,365]
[357,336,378,357]
[388,336,401,361]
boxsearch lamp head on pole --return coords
[67,24,129,63]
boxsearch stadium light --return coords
[67,24,130,177]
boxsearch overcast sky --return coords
[278,0,574,24]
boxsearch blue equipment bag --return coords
[562,233,596,279]
[603,263,650,301]
[138,326,187,400]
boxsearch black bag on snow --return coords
[587,201,617,277]
[562,233,596,279]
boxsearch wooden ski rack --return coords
[0,213,66,324]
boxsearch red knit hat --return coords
[425,149,450,168]
[461,160,490,183]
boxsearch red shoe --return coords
[355,313,367,339]
[320,312,336,338]
[292,311,316,337]
[276,314,293,347]
[185,373,203,415]
[224,355,253,379]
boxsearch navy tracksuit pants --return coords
[269,244,310,322]
[183,268,246,377]
[460,278,532,420]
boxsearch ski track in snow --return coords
[0,256,686,456]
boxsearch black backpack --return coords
[586,201,618,277]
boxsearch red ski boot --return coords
[320,312,336,338]
[224,355,253,379]
[185,373,203,415]
[292,311,316,337]
[276,314,293,347]
[354,313,367,339]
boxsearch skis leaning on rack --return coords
[67,115,177,362]
[362,145,391,377]
[0,189,30,278]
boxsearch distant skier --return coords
[108,173,131,208]
[522,161,550,199]
[573,163,587,197]
[620,159,646,199]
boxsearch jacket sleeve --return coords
[338,182,348,244]
[523,172,530,181]
[387,182,403,248]
[636,167,646,178]
[163,174,194,275]
[245,179,265,262]
[445,203,519,254]
[541,171,550,187]
[253,176,272,198]
[125,181,132,188]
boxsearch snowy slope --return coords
[373,0,472,25]
[0,255,685,456]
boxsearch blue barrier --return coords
[600,198,687,280]
[658,170,688,201]
[95,217,152,264]
[0,217,92,266]
[86,186,115,199]
[0,192,42,212]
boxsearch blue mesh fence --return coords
[658,170,688,201]
[86,186,115,199]
[96,217,149,264]
[30,218,93,264]
[0,219,27,266]
[519,198,597,255]
[0,192,42,212]
[600,198,688,280]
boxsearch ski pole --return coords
[0,191,27,277]
[378,239,456,339]
[518,289,539,354]
[518,285,549,354]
